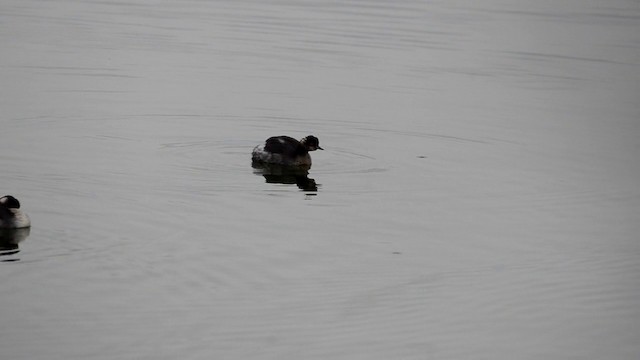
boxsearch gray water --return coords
[1,0,639,359]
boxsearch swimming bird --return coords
[252,135,323,167]
[0,195,31,229]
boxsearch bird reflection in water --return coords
[0,228,31,261]
[252,161,319,192]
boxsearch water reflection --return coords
[0,228,31,261]
[252,161,318,192]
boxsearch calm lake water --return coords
[1,0,639,359]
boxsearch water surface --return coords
[1,0,639,359]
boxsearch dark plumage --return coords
[0,195,20,209]
[252,135,323,166]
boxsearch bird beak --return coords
[317,146,324,150]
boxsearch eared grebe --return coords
[0,195,31,229]
[252,135,323,167]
